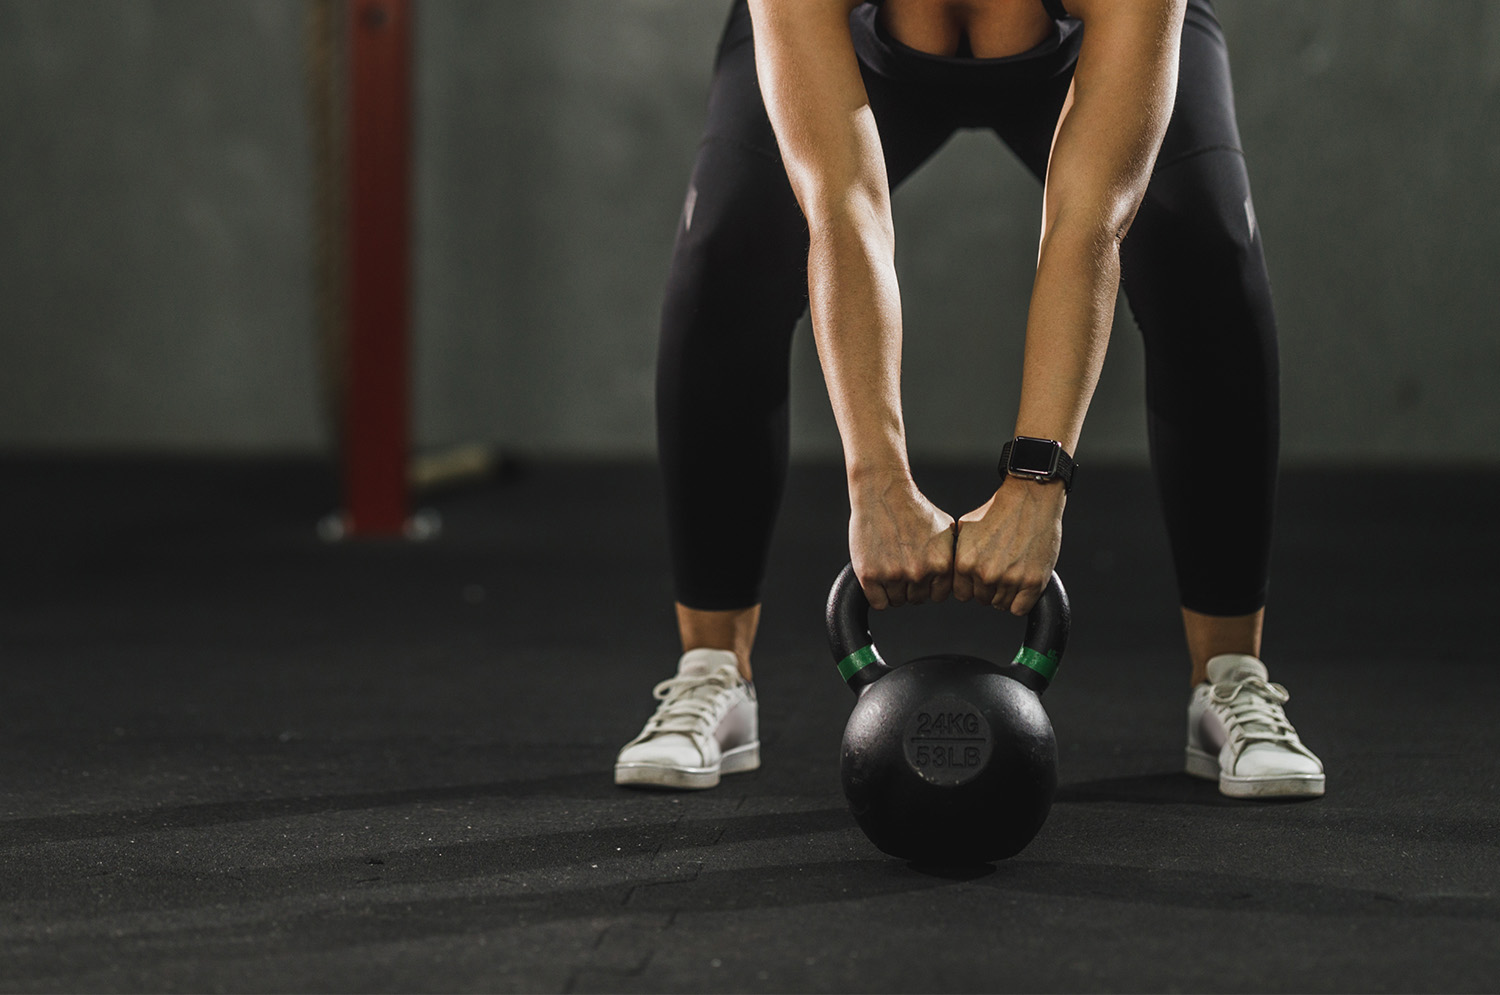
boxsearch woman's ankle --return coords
[1180,606,1264,686]
[677,603,761,681]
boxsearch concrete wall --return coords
[0,0,318,451]
[1,1,1497,463]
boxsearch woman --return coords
[615,0,1324,800]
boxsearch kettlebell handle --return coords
[826,562,1071,695]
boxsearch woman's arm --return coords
[749,0,955,610]
[1020,0,1184,452]
[954,0,1186,614]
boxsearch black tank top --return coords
[852,0,1081,83]
[867,0,1072,19]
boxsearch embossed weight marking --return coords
[903,695,992,786]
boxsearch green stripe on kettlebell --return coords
[837,644,879,682]
[1013,646,1060,682]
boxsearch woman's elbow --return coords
[1042,207,1135,265]
[797,181,894,249]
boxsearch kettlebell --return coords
[827,562,1071,863]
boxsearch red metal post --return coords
[342,0,411,536]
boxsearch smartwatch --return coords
[998,436,1075,493]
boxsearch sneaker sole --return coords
[1185,745,1325,798]
[614,742,760,791]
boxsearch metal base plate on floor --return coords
[316,507,441,542]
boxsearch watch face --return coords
[1009,436,1061,476]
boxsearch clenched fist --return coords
[848,472,956,610]
[953,478,1065,615]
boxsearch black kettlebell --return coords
[827,562,1070,863]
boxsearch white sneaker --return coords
[614,648,760,790]
[1186,654,1325,798]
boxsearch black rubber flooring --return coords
[1,455,1497,993]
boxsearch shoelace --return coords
[1210,675,1300,748]
[633,671,740,746]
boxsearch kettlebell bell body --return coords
[828,564,1070,863]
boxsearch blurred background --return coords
[1,0,1497,465]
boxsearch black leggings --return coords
[658,0,1279,617]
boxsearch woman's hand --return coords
[954,479,1065,615]
[849,471,956,610]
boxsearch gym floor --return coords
[2,456,1496,993]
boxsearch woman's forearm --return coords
[806,205,912,487]
[1013,218,1122,455]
